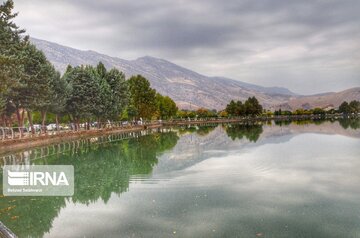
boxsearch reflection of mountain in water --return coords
[269,119,360,139]
[153,124,265,174]
[0,131,179,238]
[154,119,360,174]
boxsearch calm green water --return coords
[0,119,360,238]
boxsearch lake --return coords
[0,119,360,238]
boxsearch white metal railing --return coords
[0,120,162,141]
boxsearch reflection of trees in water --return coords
[338,118,360,130]
[0,196,66,238]
[274,120,292,126]
[178,125,217,136]
[224,124,263,142]
[0,131,179,238]
[277,118,359,130]
[290,119,326,126]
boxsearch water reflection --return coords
[0,119,359,237]
[223,123,263,142]
[0,131,179,237]
[178,125,217,136]
[338,118,360,129]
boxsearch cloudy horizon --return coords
[13,0,360,95]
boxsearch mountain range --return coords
[31,38,360,110]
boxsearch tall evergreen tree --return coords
[0,0,27,118]
[65,66,101,128]
[104,68,129,120]
[49,71,68,129]
[96,61,107,79]
[18,43,55,131]
[93,69,112,125]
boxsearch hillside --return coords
[278,87,360,111]
[31,38,360,110]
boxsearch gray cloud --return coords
[13,0,360,94]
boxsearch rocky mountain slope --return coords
[278,87,360,111]
[31,38,360,110]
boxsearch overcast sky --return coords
[13,0,360,94]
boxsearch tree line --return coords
[0,1,178,130]
[273,100,360,116]
[175,97,263,119]
[338,100,360,114]
[225,97,263,117]
[176,98,360,119]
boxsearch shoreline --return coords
[0,114,357,154]
[0,124,160,155]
